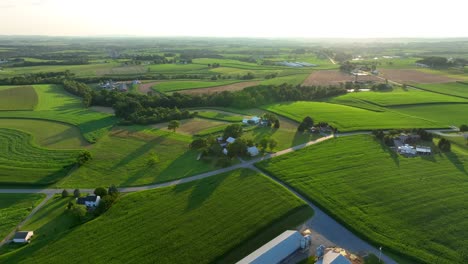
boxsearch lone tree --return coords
[108,184,119,197]
[438,138,451,152]
[259,137,269,151]
[73,189,81,198]
[61,189,69,198]
[94,187,108,197]
[268,139,278,152]
[274,119,280,129]
[167,120,180,132]
[298,116,314,132]
[190,138,208,150]
[227,138,247,158]
[77,150,92,166]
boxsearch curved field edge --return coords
[255,135,468,264]
[0,169,313,264]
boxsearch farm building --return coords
[416,146,432,155]
[226,137,236,144]
[222,148,228,155]
[77,195,101,208]
[236,230,309,264]
[316,251,351,264]
[13,231,34,243]
[242,116,261,125]
[398,144,417,155]
[247,146,260,157]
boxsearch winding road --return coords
[0,128,458,261]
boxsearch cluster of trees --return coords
[9,58,88,67]
[264,73,278,79]
[371,83,393,91]
[63,79,93,106]
[240,72,255,80]
[207,63,220,68]
[416,56,451,68]
[297,116,314,132]
[0,71,73,85]
[460,124,468,132]
[262,113,280,128]
[438,138,451,152]
[76,150,92,166]
[372,130,394,146]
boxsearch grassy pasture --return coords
[0,128,80,185]
[147,63,208,73]
[0,119,89,149]
[0,85,117,143]
[391,103,468,127]
[413,82,468,98]
[260,74,309,86]
[264,101,441,131]
[152,118,230,135]
[0,169,313,264]
[0,194,45,241]
[0,86,38,110]
[57,127,216,188]
[152,80,241,93]
[195,109,244,122]
[331,87,468,106]
[256,135,468,264]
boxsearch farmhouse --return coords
[226,137,236,144]
[237,230,311,264]
[316,251,351,264]
[398,144,417,155]
[13,231,34,243]
[247,146,260,157]
[77,195,101,208]
[416,146,432,155]
[242,116,261,125]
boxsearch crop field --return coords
[147,63,208,73]
[260,74,309,86]
[178,81,260,95]
[302,70,381,86]
[264,101,441,131]
[152,118,230,135]
[331,87,468,106]
[152,80,242,93]
[0,169,313,264]
[0,119,89,149]
[380,69,460,84]
[0,86,38,110]
[391,103,468,127]
[137,81,161,94]
[0,128,80,185]
[412,82,468,98]
[57,127,216,188]
[0,85,117,143]
[0,194,45,240]
[256,135,468,264]
[195,109,244,122]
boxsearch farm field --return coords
[0,128,80,185]
[263,101,441,131]
[412,82,468,98]
[152,118,230,136]
[379,69,460,84]
[330,87,468,106]
[302,70,381,86]
[0,169,313,264]
[0,119,89,149]
[260,74,309,86]
[0,86,38,110]
[256,135,468,264]
[391,103,468,127]
[195,109,244,122]
[0,85,117,143]
[152,80,242,93]
[0,194,45,241]
[177,81,259,95]
[57,127,215,188]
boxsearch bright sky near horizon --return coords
[1,0,468,38]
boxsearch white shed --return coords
[13,231,34,243]
[222,148,228,155]
[247,146,260,157]
[226,137,236,144]
[77,195,101,207]
[236,230,302,264]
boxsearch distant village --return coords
[98,80,141,92]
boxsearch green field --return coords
[256,135,468,264]
[391,103,468,127]
[264,101,441,131]
[0,194,45,240]
[195,109,244,122]
[0,119,89,149]
[57,127,216,188]
[153,80,241,93]
[0,85,117,143]
[413,82,468,98]
[0,128,80,185]
[0,86,38,110]
[0,169,313,264]
[331,87,468,106]
[260,74,309,86]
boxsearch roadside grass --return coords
[0,119,89,149]
[0,85,117,143]
[391,103,468,127]
[256,135,468,264]
[263,101,441,132]
[152,80,241,93]
[412,82,468,98]
[0,86,38,110]
[56,126,217,188]
[0,169,313,264]
[0,128,80,185]
[0,194,45,241]
[330,87,468,106]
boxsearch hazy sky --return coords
[1,0,468,38]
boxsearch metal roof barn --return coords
[236,230,302,264]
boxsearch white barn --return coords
[13,231,34,243]
[236,230,303,264]
[77,195,101,208]
[247,146,260,157]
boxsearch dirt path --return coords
[137,81,162,94]
[0,193,54,247]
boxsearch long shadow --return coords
[110,135,167,170]
[376,139,400,167]
[445,152,468,175]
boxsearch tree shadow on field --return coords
[445,152,467,175]
[111,135,167,170]
[377,139,400,167]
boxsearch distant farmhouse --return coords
[100,80,139,92]
[77,195,101,208]
[13,231,34,243]
[393,134,431,157]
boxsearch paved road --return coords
[0,193,54,247]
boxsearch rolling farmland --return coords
[413,82,468,98]
[0,86,38,110]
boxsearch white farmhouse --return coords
[13,231,34,243]
[77,195,101,208]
